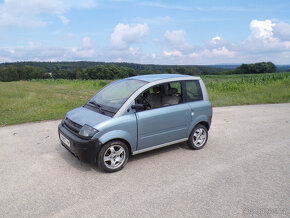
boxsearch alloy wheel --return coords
[103,145,126,169]
[193,128,207,148]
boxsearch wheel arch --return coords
[187,116,211,138]
[196,121,209,131]
[98,130,134,154]
[103,138,132,155]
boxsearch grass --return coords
[0,80,110,126]
[202,72,290,106]
[0,73,289,126]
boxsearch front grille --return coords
[63,118,82,134]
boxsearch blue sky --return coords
[0,0,290,64]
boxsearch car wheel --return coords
[188,124,208,150]
[97,140,129,173]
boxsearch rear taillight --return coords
[211,104,213,115]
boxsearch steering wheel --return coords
[141,96,151,109]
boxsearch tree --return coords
[236,62,276,74]
[176,66,186,74]
[75,68,84,79]
[164,68,175,74]
[188,66,201,75]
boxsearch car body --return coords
[58,74,212,172]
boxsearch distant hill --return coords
[208,64,239,70]
[1,61,288,72]
[276,65,290,72]
[0,61,231,73]
[1,61,285,82]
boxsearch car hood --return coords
[66,106,111,127]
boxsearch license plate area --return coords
[60,133,71,147]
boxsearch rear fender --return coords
[187,115,211,137]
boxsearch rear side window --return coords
[184,80,203,102]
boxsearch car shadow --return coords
[56,142,102,173]
[129,141,189,162]
[56,141,190,173]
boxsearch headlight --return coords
[79,124,98,137]
[61,116,66,125]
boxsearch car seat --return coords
[162,88,181,106]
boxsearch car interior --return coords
[136,82,182,109]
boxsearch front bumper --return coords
[58,124,102,163]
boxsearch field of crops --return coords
[203,73,289,106]
[0,72,289,125]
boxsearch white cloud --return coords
[273,22,290,41]
[242,19,290,53]
[204,35,231,50]
[82,37,95,48]
[250,19,275,40]
[71,47,96,59]
[102,45,145,63]
[1,18,290,65]
[1,0,67,15]
[158,19,290,64]
[0,0,96,27]
[0,37,98,62]
[111,23,150,49]
[0,12,46,27]
[189,19,290,64]
[71,37,96,58]
[128,47,136,55]
[164,30,189,49]
[212,47,236,57]
[164,30,194,54]
[58,15,70,25]
[211,36,221,44]
[163,49,182,57]
[190,47,235,58]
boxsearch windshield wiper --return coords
[88,101,105,114]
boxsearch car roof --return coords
[127,74,200,82]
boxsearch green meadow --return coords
[0,72,289,126]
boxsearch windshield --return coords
[90,79,147,112]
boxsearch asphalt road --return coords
[0,103,289,217]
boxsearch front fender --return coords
[98,130,135,151]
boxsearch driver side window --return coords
[135,85,162,109]
[135,82,182,111]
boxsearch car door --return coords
[135,82,191,151]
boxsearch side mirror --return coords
[131,104,146,111]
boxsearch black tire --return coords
[97,140,129,173]
[188,124,208,150]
